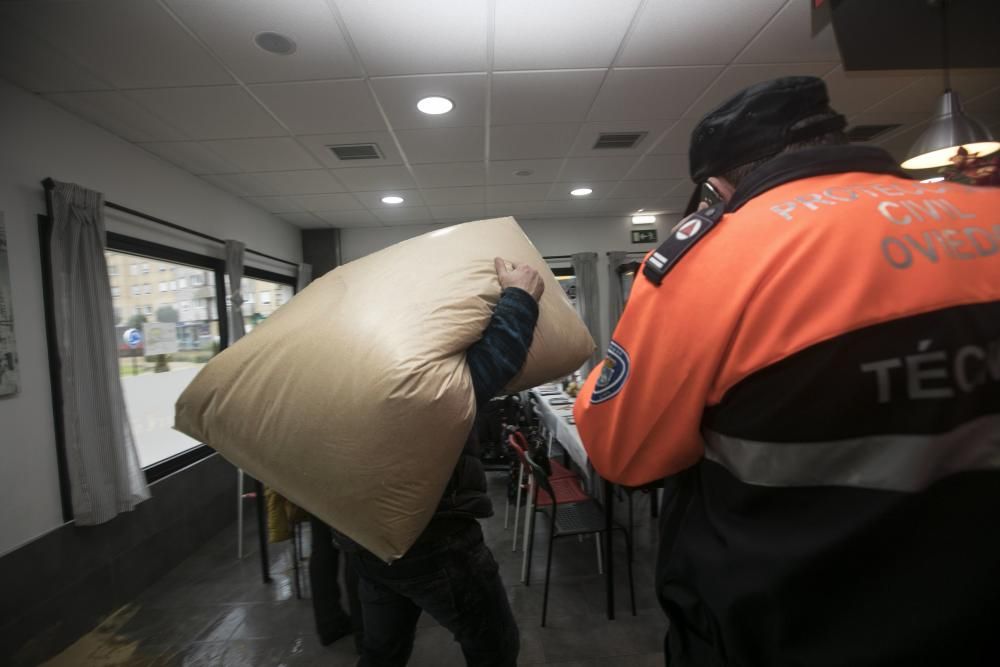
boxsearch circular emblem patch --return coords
[591,340,630,404]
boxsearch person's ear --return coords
[707,176,736,203]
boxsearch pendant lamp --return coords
[900,0,999,170]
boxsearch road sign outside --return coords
[124,328,143,349]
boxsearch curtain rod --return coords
[42,178,298,268]
[543,254,573,260]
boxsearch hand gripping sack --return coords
[174,217,594,561]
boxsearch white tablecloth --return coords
[529,384,589,478]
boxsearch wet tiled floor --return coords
[43,474,666,666]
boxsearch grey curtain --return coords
[225,240,246,344]
[296,262,313,292]
[49,181,150,524]
[571,252,601,375]
[606,251,628,335]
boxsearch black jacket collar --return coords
[727,145,909,212]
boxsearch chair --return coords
[523,451,636,627]
[505,431,581,554]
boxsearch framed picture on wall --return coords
[0,212,19,397]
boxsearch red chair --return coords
[506,433,583,556]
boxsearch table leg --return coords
[255,479,271,583]
[604,478,615,620]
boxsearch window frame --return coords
[105,232,231,484]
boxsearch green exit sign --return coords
[631,229,658,244]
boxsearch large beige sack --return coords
[175,217,594,561]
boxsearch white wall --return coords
[0,79,302,556]
[340,213,683,358]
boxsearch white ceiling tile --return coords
[486,184,551,202]
[165,0,362,83]
[487,159,564,185]
[199,173,267,197]
[251,80,386,134]
[430,204,487,221]
[332,165,417,192]
[568,119,671,157]
[244,195,304,213]
[371,74,486,130]
[628,154,689,180]
[607,179,682,199]
[314,209,380,227]
[278,212,326,228]
[293,192,365,212]
[411,162,486,188]
[374,205,434,225]
[0,8,112,92]
[124,87,284,140]
[865,69,1000,115]
[352,190,426,209]
[139,141,241,174]
[298,131,404,168]
[494,0,643,71]
[737,0,840,65]
[420,187,486,206]
[202,137,322,171]
[546,182,618,200]
[7,0,232,88]
[650,118,700,155]
[334,0,488,76]
[486,201,550,217]
[492,71,606,125]
[822,66,922,116]
[619,0,786,67]
[667,179,696,197]
[685,63,839,118]
[560,156,637,181]
[877,123,932,164]
[661,196,692,213]
[542,199,620,217]
[395,126,484,164]
[489,123,581,160]
[965,85,1000,114]
[588,67,723,121]
[249,170,346,195]
[43,91,188,142]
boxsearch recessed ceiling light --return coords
[632,214,657,224]
[417,96,454,115]
[253,31,297,56]
[381,195,404,204]
[570,187,593,196]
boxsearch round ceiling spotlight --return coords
[417,96,454,115]
[570,187,593,197]
[381,195,405,204]
[253,31,297,56]
[513,169,535,177]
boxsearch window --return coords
[169,281,177,290]
[190,273,204,287]
[111,287,121,298]
[108,265,119,276]
[129,263,139,276]
[179,277,187,289]
[105,240,227,475]
[225,271,294,336]
[260,291,271,304]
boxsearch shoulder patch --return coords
[591,340,630,404]
[643,204,724,286]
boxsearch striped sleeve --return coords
[466,287,538,406]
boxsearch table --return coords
[529,385,589,479]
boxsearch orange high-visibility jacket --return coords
[574,145,1000,666]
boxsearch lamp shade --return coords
[902,90,1000,170]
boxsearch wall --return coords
[340,214,683,355]
[0,78,301,556]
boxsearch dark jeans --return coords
[309,515,364,642]
[349,522,519,667]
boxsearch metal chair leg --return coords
[522,479,535,585]
[512,465,524,552]
[236,469,244,559]
[542,534,555,627]
[291,524,302,600]
[625,528,637,617]
[595,533,603,575]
